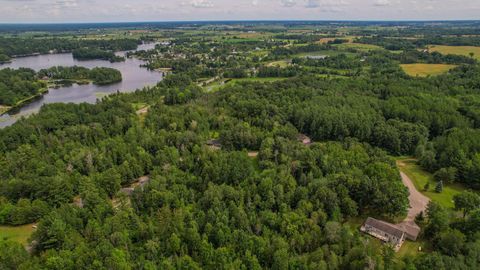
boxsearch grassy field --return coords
[400,63,457,77]
[428,45,480,60]
[267,60,290,67]
[396,240,428,258]
[396,158,465,209]
[294,50,357,58]
[204,77,287,92]
[0,224,35,245]
[335,43,382,51]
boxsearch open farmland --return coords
[400,63,457,77]
[429,45,480,60]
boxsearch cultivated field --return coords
[400,63,456,77]
[428,45,480,60]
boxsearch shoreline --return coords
[1,87,49,116]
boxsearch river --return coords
[0,43,162,128]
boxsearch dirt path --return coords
[400,171,430,223]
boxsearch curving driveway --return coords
[400,171,431,223]
[396,170,431,238]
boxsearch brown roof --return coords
[364,217,405,239]
[396,222,421,241]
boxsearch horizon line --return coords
[1,19,480,25]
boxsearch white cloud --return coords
[0,0,477,23]
[281,0,296,7]
[374,0,391,6]
[191,0,214,8]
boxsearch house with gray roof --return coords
[360,217,407,251]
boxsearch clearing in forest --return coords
[0,224,35,245]
[334,43,382,51]
[267,60,290,67]
[396,158,465,209]
[428,45,480,60]
[400,63,456,77]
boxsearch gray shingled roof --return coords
[364,217,405,239]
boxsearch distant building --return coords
[361,217,406,251]
[298,134,312,145]
[304,55,328,60]
[206,139,222,150]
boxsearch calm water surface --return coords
[0,43,161,128]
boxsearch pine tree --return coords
[435,181,443,193]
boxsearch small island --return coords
[72,48,125,63]
[39,66,123,86]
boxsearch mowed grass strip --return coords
[400,63,457,77]
[334,43,382,51]
[428,45,480,60]
[396,158,465,209]
[0,224,35,245]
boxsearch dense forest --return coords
[1,22,480,269]
[0,37,139,57]
[0,68,46,106]
[38,66,122,85]
[0,66,121,109]
[72,48,125,62]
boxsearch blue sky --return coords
[0,0,478,23]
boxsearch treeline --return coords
[267,44,331,59]
[393,50,476,65]
[38,66,122,85]
[357,35,480,50]
[412,197,480,269]
[0,68,46,106]
[0,198,49,225]
[0,37,139,57]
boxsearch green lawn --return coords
[0,224,35,245]
[396,240,429,258]
[396,158,465,209]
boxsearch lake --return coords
[0,43,162,128]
